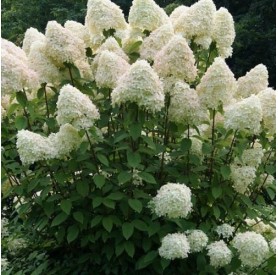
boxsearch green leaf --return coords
[103,199,116,209]
[93,175,105,189]
[266,165,275,175]
[76,181,89,197]
[118,171,132,184]
[27,179,39,192]
[96,154,109,166]
[138,172,156,184]
[92,197,103,208]
[181,138,192,152]
[127,151,141,168]
[266,187,275,200]
[202,143,212,154]
[212,186,222,199]
[16,91,27,107]
[60,200,72,215]
[213,206,220,219]
[132,219,148,231]
[91,215,102,228]
[67,225,79,243]
[15,116,28,130]
[124,241,135,258]
[122,222,134,240]
[73,211,84,224]
[107,192,124,200]
[37,87,45,99]
[102,216,113,232]
[220,166,231,179]
[126,40,142,53]
[136,251,158,270]
[51,212,68,227]
[130,123,142,140]
[128,199,143,213]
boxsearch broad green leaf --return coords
[92,197,103,208]
[128,199,143,213]
[212,186,222,199]
[122,222,134,240]
[130,123,142,140]
[15,116,28,130]
[76,181,89,197]
[96,154,109,166]
[60,200,72,215]
[213,206,220,219]
[118,171,132,184]
[102,217,113,232]
[181,138,192,152]
[220,166,231,179]
[136,251,158,270]
[107,192,124,200]
[16,91,27,107]
[51,212,68,227]
[132,219,148,231]
[138,172,156,184]
[91,215,102,228]
[103,199,115,209]
[127,151,141,168]
[124,241,135,258]
[67,225,79,243]
[94,175,105,189]
[73,211,84,224]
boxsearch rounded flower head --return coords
[234,145,264,168]
[64,20,91,48]
[245,218,276,236]
[207,240,232,268]
[159,233,190,260]
[22,27,46,56]
[170,5,189,25]
[56,84,100,129]
[45,21,86,67]
[128,0,170,32]
[186,230,208,252]
[257,88,276,134]
[230,165,256,194]
[270,238,276,254]
[150,183,192,218]
[215,224,235,239]
[235,64,269,99]
[212,8,235,58]
[224,95,262,134]
[168,81,208,126]
[2,38,28,62]
[28,41,64,84]
[95,50,130,89]
[232,232,269,268]
[86,0,127,35]
[174,0,216,40]
[153,35,197,82]
[111,60,164,112]
[259,174,275,188]
[140,24,174,61]
[196,57,237,109]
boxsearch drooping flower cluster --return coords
[232,232,269,268]
[150,183,192,219]
[215,224,235,239]
[56,84,100,129]
[207,240,232,268]
[111,60,164,112]
[186,230,208,252]
[159,233,190,260]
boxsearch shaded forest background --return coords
[1,0,275,88]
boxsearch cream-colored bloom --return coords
[235,64,269,99]
[196,57,237,109]
[187,230,208,252]
[128,0,170,32]
[169,5,189,25]
[224,95,262,134]
[212,8,235,58]
[56,84,99,129]
[111,60,164,112]
[153,35,197,82]
[86,0,127,35]
[22,27,46,55]
[207,240,232,268]
[95,50,130,88]
[140,24,174,61]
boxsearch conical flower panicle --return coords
[22,27,46,56]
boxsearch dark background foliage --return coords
[1,0,275,86]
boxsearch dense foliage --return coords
[1,0,276,274]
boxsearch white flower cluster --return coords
[128,0,170,32]
[190,137,203,160]
[168,81,207,126]
[153,35,197,82]
[259,173,275,188]
[17,124,81,165]
[1,258,9,271]
[86,0,127,36]
[224,95,262,134]
[245,218,276,236]
[95,50,130,88]
[232,231,269,268]
[269,238,276,254]
[230,165,256,194]
[157,151,172,164]
[132,169,143,186]
[215,223,235,239]
[22,27,46,55]
[159,233,190,260]
[207,240,232,268]
[234,145,264,168]
[150,183,192,219]
[169,6,188,25]
[56,84,99,129]
[235,64,269,99]
[186,230,208,252]
[1,218,9,237]
[111,60,164,112]
[257,88,276,134]
[212,8,235,58]
[197,57,237,110]
[8,237,28,254]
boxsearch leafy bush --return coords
[1,0,276,274]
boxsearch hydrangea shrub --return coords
[1,0,276,273]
